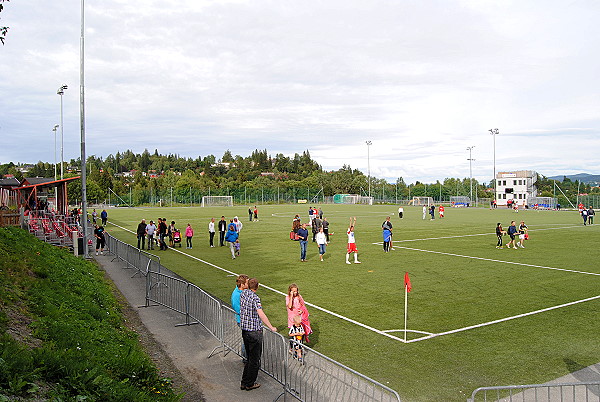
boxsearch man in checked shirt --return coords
[239,278,277,391]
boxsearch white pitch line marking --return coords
[390,245,600,277]
[405,294,600,343]
[387,224,587,244]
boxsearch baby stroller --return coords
[172,230,182,247]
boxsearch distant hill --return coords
[547,173,600,185]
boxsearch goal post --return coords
[333,194,374,205]
[411,196,434,206]
[201,196,233,207]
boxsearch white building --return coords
[496,170,538,206]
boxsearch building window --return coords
[498,180,502,186]
[503,180,507,186]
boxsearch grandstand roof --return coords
[0,177,21,189]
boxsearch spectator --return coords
[146,220,156,250]
[518,221,528,248]
[289,315,305,362]
[495,222,505,249]
[231,274,249,361]
[234,239,241,256]
[208,218,215,247]
[233,216,243,233]
[225,221,239,259]
[239,278,277,391]
[94,224,106,256]
[297,223,309,262]
[588,206,595,225]
[218,216,227,247]
[100,209,108,225]
[158,218,168,250]
[316,226,327,261]
[136,218,146,250]
[286,284,312,339]
[322,217,330,243]
[311,216,322,242]
[506,221,518,249]
[248,207,253,222]
[185,223,194,249]
[168,221,176,247]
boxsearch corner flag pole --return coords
[404,272,412,342]
[404,284,408,342]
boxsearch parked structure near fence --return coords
[104,233,401,402]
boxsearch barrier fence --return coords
[104,232,401,402]
[468,382,600,402]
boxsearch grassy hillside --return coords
[0,227,181,401]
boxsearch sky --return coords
[1,0,599,184]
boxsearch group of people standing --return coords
[422,205,444,220]
[136,218,184,251]
[231,275,312,391]
[495,220,528,249]
[578,203,595,226]
[134,215,249,255]
[291,208,330,262]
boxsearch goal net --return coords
[450,196,471,206]
[528,197,556,209]
[333,194,373,205]
[201,196,233,207]
[411,196,434,206]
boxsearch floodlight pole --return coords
[79,0,89,258]
[57,85,68,180]
[366,141,372,198]
[489,129,499,201]
[52,125,59,181]
[467,146,475,204]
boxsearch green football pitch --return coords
[103,204,600,401]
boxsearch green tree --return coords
[1,0,9,45]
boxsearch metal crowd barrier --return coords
[468,382,600,402]
[105,233,401,402]
[107,235,160,278]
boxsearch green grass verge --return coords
[105,204,600,401]
[0,227,181,401]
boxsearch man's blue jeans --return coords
[241,329,263,388]
[299,240,308,260]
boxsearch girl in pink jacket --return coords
[185,223,194,249]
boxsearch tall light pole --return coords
[79,0,89,258]
[467,146,475,204]
[57,84,68,179]
[489,128,499,201]
[365,140,372,197]
[52,124,59,180]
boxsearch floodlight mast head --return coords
[57,84,68,95]
[53,124,59,131]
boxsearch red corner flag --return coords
[404,272,412,293]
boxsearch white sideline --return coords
[107,222,410,343]
[391,245,600,277]
[390,224,586,243]
[405,294,600,343]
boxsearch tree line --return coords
[1,148,597,206]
